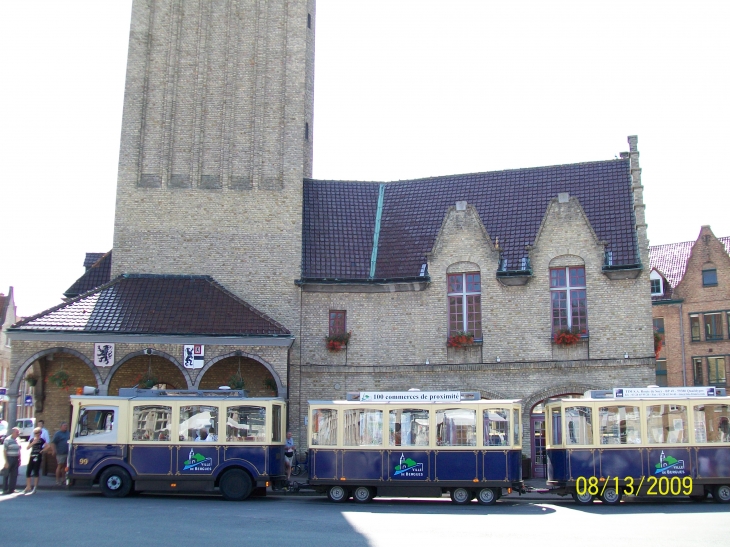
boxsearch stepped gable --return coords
[14,274,290,336]
[303,158,637,280]
[649,236,730,299]
[64,251,113,299]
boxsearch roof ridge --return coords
[305,158,627,186]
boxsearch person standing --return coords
[51,422,70,486]
[284,431,295,482]
[23,427,45,495]
[2,427,21,495]
[36,420,51,444]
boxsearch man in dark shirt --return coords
[52,422,70,486]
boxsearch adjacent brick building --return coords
[650,227,730,388]
[7,0,656,477]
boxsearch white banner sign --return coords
[360,391,461,402]
[614,387,717,398]
[183,344,205,369]
[94,343,115,367]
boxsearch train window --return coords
[389,409,429,446]
[76,407,117,443]
[646,404,688,444]
[513,409,520,445]
[436,408,476,446]
[344,409,383,446]
[272,405,282,442]
[226,406,266,442]
[179,405,219,442]
[599,406,641,445]
[483,408,510,446]
[692,404,730,443]
[550,407,562,445]
[132,405,172,441]
[311,409,338,446]
[565,406,593,445]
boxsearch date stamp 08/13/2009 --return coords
[575,476,693,496]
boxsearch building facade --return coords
[7,0,656,476]
[650,227,730,388]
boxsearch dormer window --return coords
[649,271,664,296]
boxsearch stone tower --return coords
[112,0,316,333]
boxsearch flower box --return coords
[447,331,475,348]
[326,332,351,352]
[553,328,585,347]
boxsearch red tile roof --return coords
[649,236,730,290]
[13,274,290,336]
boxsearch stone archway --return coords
[107,353,190,395]
[522,383,595,479]
[195,352,282,396]
[10,347,100,435]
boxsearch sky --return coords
[1,0,729,318]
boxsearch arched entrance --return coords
[528,393,585,479]
[196,355,280,396]
[108,354,190,395]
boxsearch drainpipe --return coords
[679,303,687,386]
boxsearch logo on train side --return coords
[654,450,685,476]
[183,449,213,471]
[393,453,424,477]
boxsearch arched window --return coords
[550,266,587,334]
[447,272,482,340]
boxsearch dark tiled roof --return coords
[649,236,730,296]
[83,252,106,269]
[303,159,637,279]
[64,251,112,298]
[13,274,290,336]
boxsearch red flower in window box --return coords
[447,331,474,348]
[654,330,663,360]
[326,332,351,352]
[553,328,584,346]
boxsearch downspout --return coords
[679,303,687,386]
[369,184,386,279]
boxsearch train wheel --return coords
[450,488,471,504]
[477,487,498,505]
[327,485,348,503]
[713,485,730,503]
[353,486,374,503]
[99,466,133,498]
[219,469,253,501]
[599,486,622,505]
[571,490,594,505]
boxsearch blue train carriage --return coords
[67,388,288,500]
[545,386,730,504]
[306,390,523,504]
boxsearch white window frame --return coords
[550,266,587,332]
[650,270,664,296]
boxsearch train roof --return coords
[547,386,728,404]
[70,388,285,402]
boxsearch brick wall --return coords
[653,226,730,386]
[112,0,314,363]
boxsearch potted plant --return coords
[553,327,583,346]
[49,370,71,390]
[134,372,158,389]
[447,331,474,348]
[326,332,351,352]
[228,373,245,390]
[25,375,38,387]
[654,330,663,359]
[263,377,277,394]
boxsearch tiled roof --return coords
[303,159,637,280]
[649,236,730,292]
[13,274,290,336]
[83,252,106,269]
[64,251,112,298]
